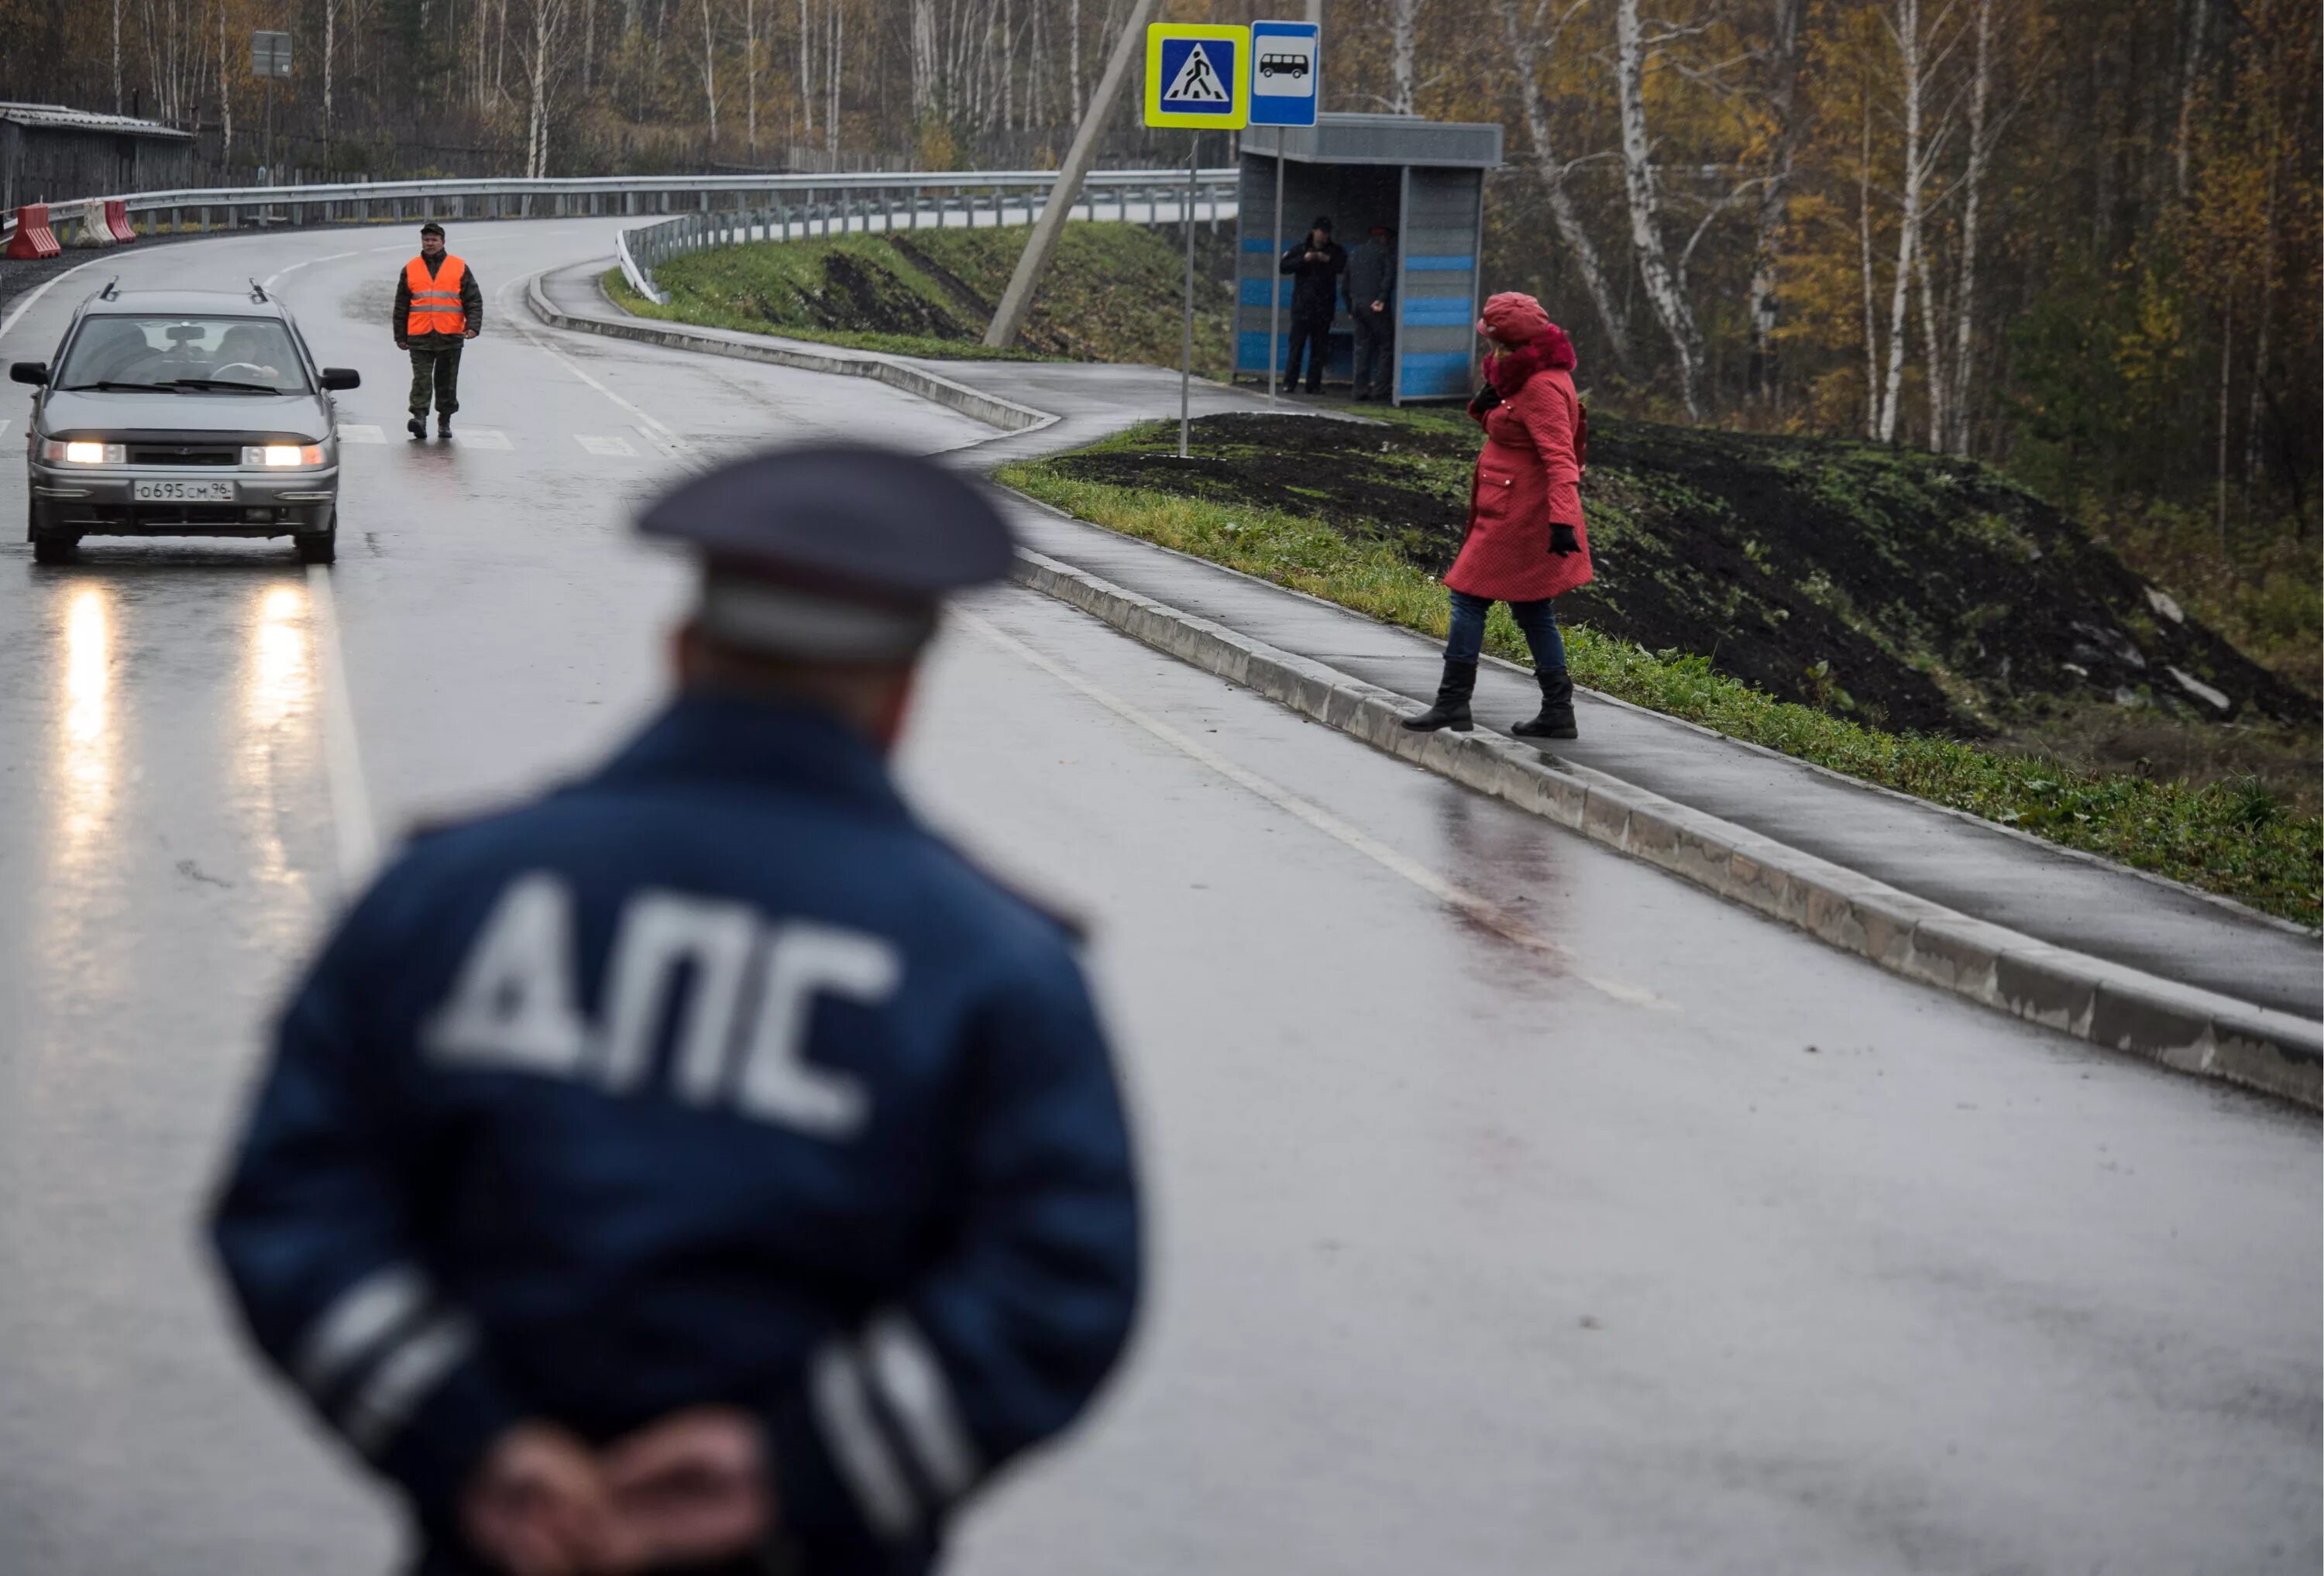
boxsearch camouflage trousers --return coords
[406,340,462,416]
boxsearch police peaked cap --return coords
[641,445,1016,659]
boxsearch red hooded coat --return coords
[1444,296,1593,605]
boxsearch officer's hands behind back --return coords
[463,1412,774,1575]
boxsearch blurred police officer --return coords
[208,447,1143,1576]
[394,221,480,440]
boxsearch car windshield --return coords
[55,314,308,394]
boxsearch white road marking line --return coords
[263,249,359,290]
[449,427,512,450]
[494,275,700,469]
[633,425,692,464]
[337,424,385,444]
[575,433,637,457]
[306,565,380,892]
[0,256,101,345]
[954,610,1669,1010]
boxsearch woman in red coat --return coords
[1403,291,1593,740]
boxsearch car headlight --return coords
[242,444,325,468]
[41,440,125,465]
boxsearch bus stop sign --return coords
[1248,20,1319,127]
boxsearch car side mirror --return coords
[319,367,360,391]
[9,362,48,386]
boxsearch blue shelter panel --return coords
[1401,296,1474,327]
[1391,165,1483,402]
[1400,352,1473,397]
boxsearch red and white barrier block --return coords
[5,204,61,259]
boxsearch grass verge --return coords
[601,221,1234,371]
[1000,432,2322,929]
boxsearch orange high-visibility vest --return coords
[404,254,468,336]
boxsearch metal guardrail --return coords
[614,177,1239,304]
[3,167,1237,246]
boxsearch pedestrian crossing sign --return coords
[1144,24,1249,129]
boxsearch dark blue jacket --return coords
[208,694,1142,1574]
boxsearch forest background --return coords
[2,0,2315,675]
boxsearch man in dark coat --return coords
[1277,216,1345,394]
[208,447,1144,1576]
[1343,224,1396,402]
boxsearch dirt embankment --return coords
[1044,412,2317,736]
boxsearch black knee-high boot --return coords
[1511,668,1578,740]
[1401,658,1478,732]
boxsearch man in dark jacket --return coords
[208,447,1143,1576]
[394,221,482,439]
[1277,216,1345,394]
[1343,224,1396,402]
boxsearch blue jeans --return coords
[1446,590,1566,673]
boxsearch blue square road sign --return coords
[1157,36,1239,116]
[1248,20,1319,128]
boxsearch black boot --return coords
[1511,668,1579,740]
[407,413,427,439]
[1401,658,1477,733]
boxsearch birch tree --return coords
[1745,0,1806,404]
[1940,0,2025,455]
[1387,0,1421,114]
[522,0,569,174]
[1614,0,1708,418]
[696,0,717,142]
[1874,0,1958,442]
[1501,0,1634,371]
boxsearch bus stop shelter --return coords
[1235,113,1503,404]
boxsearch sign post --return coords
[1144,22,1249,459]
[252,31,292,179]
[1247,20,1319,408]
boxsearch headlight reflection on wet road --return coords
[55,583,116,857]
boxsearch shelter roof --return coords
[0,102,195,140]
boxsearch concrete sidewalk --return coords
[531,257,2322,1036]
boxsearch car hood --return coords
[39,388,332,441]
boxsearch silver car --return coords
[12,282,360,565]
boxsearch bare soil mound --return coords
[1044,412,2315,736]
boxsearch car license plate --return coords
[133,478,236,503]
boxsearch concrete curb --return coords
[522,266,1057,435]
[1009,544,2324,1111]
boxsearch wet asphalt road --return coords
[0,221,2316,1575]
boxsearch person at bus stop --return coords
[1342,224,1396,402]
[207,445,1143,1576]
[394,221,481,440]
[1402,291,1593,740]
[1278,215,1345,394]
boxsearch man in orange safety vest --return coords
[393,221,482,440]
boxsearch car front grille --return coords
[125,442,240,466]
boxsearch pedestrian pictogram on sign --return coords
[1248,20,1320,126]
[1167,43,1232,102]
[1143,24,1250,129]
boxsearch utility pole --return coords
[984,0,1163,349]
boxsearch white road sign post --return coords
[1146,24,1249,459]
[1248,21,1320,407]
[252,32,292,179]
